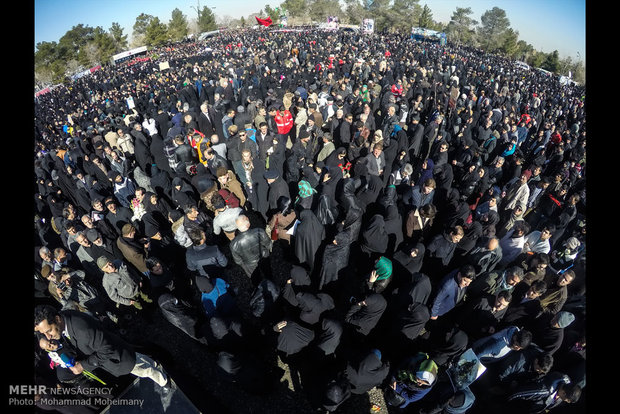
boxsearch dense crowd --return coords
[33,27,586,414]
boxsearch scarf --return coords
[295,180,316,203]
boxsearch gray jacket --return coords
[102,262,142,306]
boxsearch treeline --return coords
[35,1,584,87]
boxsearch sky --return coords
[34,0,586,61]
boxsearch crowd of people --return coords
[33,27,586,413]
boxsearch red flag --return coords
[255,16,273,27]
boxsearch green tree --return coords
[477,7,511,52]
[445,7,477,46]
[264,4,280,23]
[109,22,128,52]
[515,40,535,62]
[541,50,560,73]
[168,8,189,41]
[343,0,365,25]
[282,0,307,19]
[499,28,519,58]
[418,4,433,28]
[240,16,246,27]
[307,0,344,23]
[58,24,95,62]
[144,17,169,47]
[527,51,546,69]
[133,13,154,37]
[89,26,117,65]
[197,6,217,32]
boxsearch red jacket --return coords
[275,110,294,135]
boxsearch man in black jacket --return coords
[34,305,170,388]
[229,215,272,279]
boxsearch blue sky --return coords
[34,0,585,61]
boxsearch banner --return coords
[362,18,374,34]
[159,61,170,71]
[255,16,273,27]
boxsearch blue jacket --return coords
[430,269,464,318]
[472,326,519,364]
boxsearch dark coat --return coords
[61,310,136,377]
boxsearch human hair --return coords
[535,353,554,374]
[145,257,162,271]
[420,203,437,219]
[506,266,524,281]
[174,134,185,145]
[228,125,238,135]
[530,280,548,296]
[511,329,533,349]
[452,225,465,237]
[183,204,198,215]
[459,264,476,280]
[541,223,556,234]
[561,383,582,403]
[53,247,66,259]
[497,289,512,303]
[187,228,205,245]
[423,178,436,189]
[34,305,59,328]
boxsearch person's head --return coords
[228,124,238,137]
[372,142,383,158]
[64,220,78,235]
[457,264,476,288]
[34,305,64,341]
[135,187,146,201]
[422,178,436,195]
[236,215,250,232]
[211,192,227,212]
[238,129,247,141]
[39,247,52,262]
[540,224,555,240]
[184,204,199,221]
[146,257,164,275]
[557,270,576,287]
[487,237,499,251]
[226,108,235,118]
[104,198,117,212]
[494,290,512,311]
[556,382,582,404]
[345,113,353,123]
[420,203,437,219]
[240,149,253,164]
[505,266,524,287]
[525,280,548,300]
[449,226,465,243]
[509,329,532,351]
[532,353,554,376]
[259,122,268,134]
[92,198,104,211]
[211,134,220,145]
[439,142,449,152]
[121,224,136,238]
[187,228,206,246]
[217,167,230,184]
[53,247,67,263]
[75,231,91,248]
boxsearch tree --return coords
[499,28,519,58]
[197,6,217,32]
[264,4,280,23]
[541,50,560,73]
[445,7,477,46]
[307,0,344,22]
[92,26,117,65]
[109,22,128,52]
[133,13,154,37]
[58,24,95,62]
[282,0,307,19]
[477,7,511,52]
[418,4,433,28]
[168,8,189,41]
[240,16,246,27]
[144,17,169,47]
[343,0,365,25]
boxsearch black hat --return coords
[264,170,279,180]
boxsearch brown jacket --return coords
[220,170,246,207]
